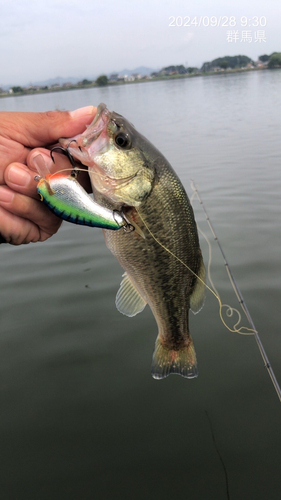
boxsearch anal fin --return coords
[116,272,147,317]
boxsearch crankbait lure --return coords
[34,154,132,231]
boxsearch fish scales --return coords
[103,164,200,341]
[60,103,205,379]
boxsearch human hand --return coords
[0,106,96,245]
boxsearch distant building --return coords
[256,60,268,68]
[124,75,134,82]
[131,73,142,80]
[26,85,40,91]
[159,69,169,76]
[109,73,119,82]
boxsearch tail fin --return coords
[151,335,198,380]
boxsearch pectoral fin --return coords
[190,255,206,314]
[116,272,147,317]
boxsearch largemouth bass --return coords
[60,103,205,379]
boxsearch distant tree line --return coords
[81,79,92,85]
[259,54,270,62]
[255,52,281,68]
[96,75,108,86]
[267,52,281,68]
[7,52,281,96]
[84,55,281,88]
[12,86,23,93]
[201,52,281,72]
[75,75,109,86]
[256,52,281,67]
[162,65,188,74]
[201,55,253,72]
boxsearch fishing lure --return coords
[34,154,132,231]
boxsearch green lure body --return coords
[37,173,125,230]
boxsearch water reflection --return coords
[0,70,281,499]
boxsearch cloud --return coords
[0,0,280,85]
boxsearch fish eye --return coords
[114,132,131,149]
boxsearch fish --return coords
[60,103,206,379]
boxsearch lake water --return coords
[0,71,280,500]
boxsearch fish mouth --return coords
[59,103,112,184]
[59,103,134,200]
[80,103,110,148]
[59,103,110,153]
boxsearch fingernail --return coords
[32,153,52,177]
[0,186,14,203]
[70,106,96,119]
[7,165,31,187]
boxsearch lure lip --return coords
[33,154,51,179]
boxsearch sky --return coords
[0,0,280,86]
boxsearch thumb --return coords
[3,106,96,148]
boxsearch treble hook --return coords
[67,139,82,152]
[50,146,76,168]
[113,210,135,233]
[51,140,83,177]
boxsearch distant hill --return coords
[110,66,157,77]
[32,67,158,86]
[30,76,82,87]
[1,76,83,90]
[2,67,158,90]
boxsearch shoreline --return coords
[0,66,273,99]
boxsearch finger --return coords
[0,186,61,241]
[3,163,41,200]
[1,107,96,150]
[0,205,39,245]
[0,204,58,245]
[27,149,92,192]
[28,148,78,175]
[0,135,31,176]
[33,107,96,145]
[3,153,75,200]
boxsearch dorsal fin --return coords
[116,272,147,317]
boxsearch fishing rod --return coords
[191,181,281,404]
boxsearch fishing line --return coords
[189,189,246,335]
[191,181,281,403]
[136,185,281,402]
[205,411,230,500]
[47,166,120,185]
[47,166,89,177]
[39,156,281,400]
[136,208,254,336]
